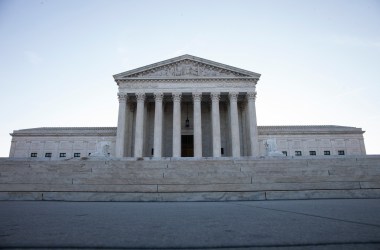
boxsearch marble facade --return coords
[9,55,366,159]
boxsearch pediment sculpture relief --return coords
[126,59,248,78]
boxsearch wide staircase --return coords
[0,156,380,201]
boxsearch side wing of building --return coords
[258,125,366,157]
[9,127,117,159]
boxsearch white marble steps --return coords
[0,156,379,201]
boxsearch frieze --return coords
[118,80,257,92]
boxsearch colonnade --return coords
[115,92,259,158]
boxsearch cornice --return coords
[258,125,364,135]
[10,127,117,137]
[10,125,364,138]
[116,77,258,83]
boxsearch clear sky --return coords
[0,0,379,156]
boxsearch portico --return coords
[113,55,261,158]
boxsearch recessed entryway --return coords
[181,135,194,157]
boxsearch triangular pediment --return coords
[113,54,261,79]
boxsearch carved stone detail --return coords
[210,92,220,102]
[118,78,256,84]
[154,92,164,102]
[117,93,127,102]
[229,92,239,102]
[246,92,257,101]
[172,93,182,102]
[192,92,202,102]
[126,59,249,78]
[135,93,145,102]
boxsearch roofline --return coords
[113,54,261,79]
[10,125,364,137]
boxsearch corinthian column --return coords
[134,93,145,157]
[172,93,182,157]
[229,92,241,157]
[247,92,259,156]
[193,92,202,157]
[153,92,163,157]
[211,92,221,157]
[115,93,127,157]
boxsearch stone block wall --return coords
[8,125,365,159]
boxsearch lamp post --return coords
[185,103,190,128]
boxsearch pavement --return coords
[1,199,380,249]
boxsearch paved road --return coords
[1,199,380,249]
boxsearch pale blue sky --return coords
[0,0,379,156]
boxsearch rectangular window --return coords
[45,153,52,158]
[324,151,331,155]
[59,153,66,158]
[338,150,345,155]
[30,153,37,157]
[309,151,316,156]
[221,148,224,155]
[74,153,80,158]
[282,151,287,156]
[295,151,302,156]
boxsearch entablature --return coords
[117,79,257,94]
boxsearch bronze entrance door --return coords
[181,135,194,157]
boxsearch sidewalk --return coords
[1,199,380,249]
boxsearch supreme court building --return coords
[9,55,366,159]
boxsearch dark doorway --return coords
[181,135,194,157]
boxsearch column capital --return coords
[246,92,257,101]
[172,93,182,102]
[117,93,128,102]
[228,92,239,102]
[154,92,164,102]
[192,92,202,102]
[210,92,220,102]
[136,93,146,102]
